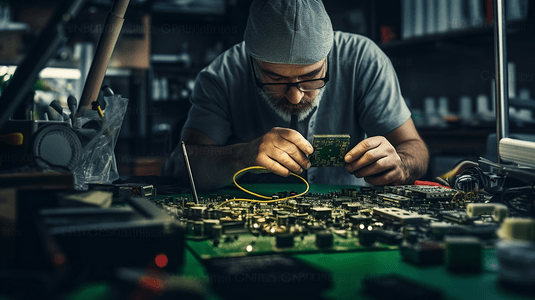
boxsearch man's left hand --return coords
[344,136,406,185]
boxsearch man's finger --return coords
[257,154,291,177]
[273,143,311,170]
[268,149,303,174]
[345,147,387,173]
[344,137,382,163]
[350,156,393,177]
[278,128,314,155]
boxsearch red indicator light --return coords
[155,253,168,268]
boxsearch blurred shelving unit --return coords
[145,0,247,159]
[365,0,535,179]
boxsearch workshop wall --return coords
[1,0,533,179]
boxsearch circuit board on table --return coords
[152,185,508,261]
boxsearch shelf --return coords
[381,26,492,50]
[151,65,204,76]
[510,99,535,110]
[0,22,30,33]
[379,20,532,53]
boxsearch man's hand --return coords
[249,127,314,177]
[344,136,406,185]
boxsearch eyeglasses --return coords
[250,56,329,94]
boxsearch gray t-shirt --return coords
[183,31,411,186]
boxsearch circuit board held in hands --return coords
[309,134,351,167]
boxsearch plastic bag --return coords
[74,95,128,190]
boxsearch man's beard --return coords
[259,88,324,122]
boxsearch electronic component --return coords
[377,193,411,207]
[465,203,509,222]
[440,211,471,225]
[203,255,332,300]
[88,183,154,199]
[444,236,482,273]
[309,134,350,167]
[496,239,535,291]
[38,197,185,277]
[312,207,332,220]
[466,203,497,218]
[152,183,509,261]
[373,207,425,225]
[384,185,457,201]
[357,227,376,246]
[493,205,509,223]
[496,217,535,241]
[362,274,443,300]
[400,241,444,265]
[315,230,334,248]
[276,234,294,248]
[375,229,403,245]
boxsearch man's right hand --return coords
[248,127,314,177]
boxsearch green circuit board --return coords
[153,184,495,262]
[186,233,397,260]
[309,134,351,167]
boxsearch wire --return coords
[500,186,534,215]
[217,166,309,208]
[452,191,465,202]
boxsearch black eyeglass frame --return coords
[250,56,330,94]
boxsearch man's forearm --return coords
[163,143,253,191]
[395,139,429,184]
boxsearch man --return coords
[163,0,429,191]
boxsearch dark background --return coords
[1,0,534,180]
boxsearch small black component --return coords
[347,203,361,213]
[91,100,101,110]
[315,231,333,248]
[307,224,326,232]
[400,241,444,266]
[360,187,373,193]
[375,229,403,246]
[358,228,376,246]
[276,234,294,248]
[332,222,342,229]
[362,274,443,300]
[88,183,154,199]
[406,231,419,244]
[440,211,472,224]
[288,214,297,225]
[342,188,357,196]
[392,221,402,231]
[297,203,311,213]
[203,255,332,300]
[312,207,332,220]
[349,215,372,225]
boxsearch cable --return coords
[500,185,534,215]
[217,166,309,208]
